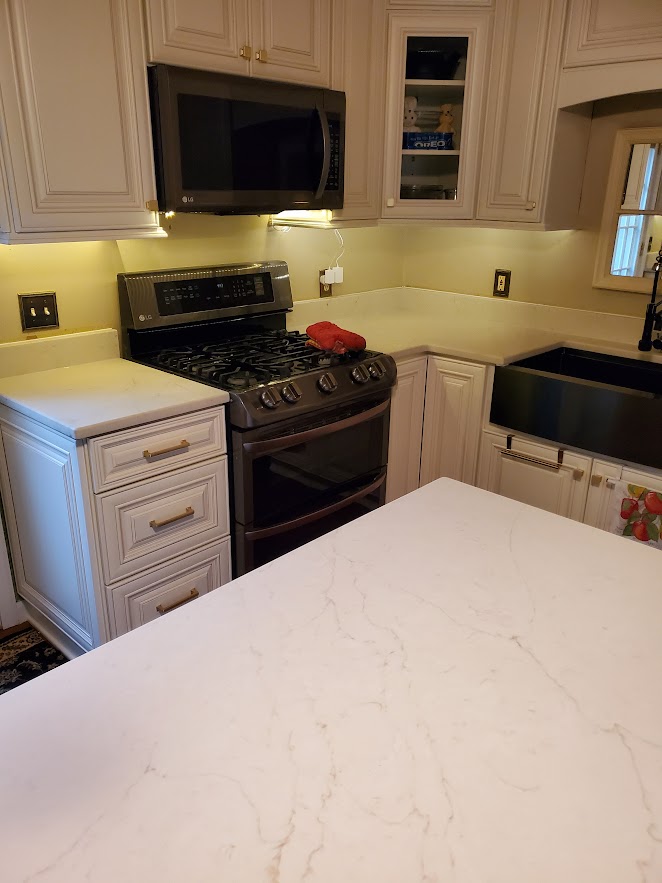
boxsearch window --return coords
[594,128,662,294]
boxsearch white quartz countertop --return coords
[1,479,660,882]
[287,288,662,367]
[0,358,229,439]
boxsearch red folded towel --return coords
[306,322,366,355]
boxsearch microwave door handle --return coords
[314,105,331,200]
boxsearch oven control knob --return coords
[317,372,338,394]
[350,365,370,384]
[368,360,385,379]
[280,381,302,403]
[259,388,280,409]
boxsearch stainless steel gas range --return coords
[118,261,396,575]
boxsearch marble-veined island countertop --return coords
[1,478,661,882]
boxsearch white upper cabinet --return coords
[558,0,662,105]
[145,0,333,87]
[477,0,567,224]
[382,9,491,220]
[144,0,251,75]
[0,0,163,243]
[564,0,662,68]
[330,0,387,220]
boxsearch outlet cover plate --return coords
[493,269,511,297]
[18,292,59,331]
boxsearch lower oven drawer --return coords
[108,539,231,637]
[96,458,229,584]
[234,470,385,575]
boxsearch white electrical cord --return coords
[334,228,345,267]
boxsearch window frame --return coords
[593,126,662,294]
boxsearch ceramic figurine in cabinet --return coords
[403,96,421,132]
[435,104,454,135]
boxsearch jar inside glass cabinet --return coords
[400,36,467,202]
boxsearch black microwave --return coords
[148,64,345,215]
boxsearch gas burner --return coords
[156,347,195,366]
[218,368,271,391]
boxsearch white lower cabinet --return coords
[477,430,591,521]
[386,354,486,502]
[584,459,662,531]
[0,404,231,656]
[420,357,486,486]
[386,356,427,502]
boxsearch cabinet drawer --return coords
[109,539,232,637]
[88,407,226,493]
[96,458,229,584]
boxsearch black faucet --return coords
[638,247,662,352]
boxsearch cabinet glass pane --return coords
[401,36,467,202]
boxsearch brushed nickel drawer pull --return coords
[156,588,199,615]
[143,439,190,459]
[149,506,195,529]
[499,447,561,471]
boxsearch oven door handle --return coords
[244,471,386,542]
[243,398,390,456]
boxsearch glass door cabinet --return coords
[382,10,490,220]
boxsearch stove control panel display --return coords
[155,272,274,316]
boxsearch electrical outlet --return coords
[18,292,59,331]
[319,269,333,298]
[493,270,511,297]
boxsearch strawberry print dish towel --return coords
[606,480,662,549]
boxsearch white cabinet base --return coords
[478,431,591,521]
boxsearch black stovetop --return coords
[143,329,376,393]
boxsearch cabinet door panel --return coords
[477,0,566,223]
[386,356,427,503]
[0,422,97,651]
[583,459,623,529]
[331,0,386,219]
[478,431,590,521]
[420,357,486,486]
[0,0,160,237]
[144,0,251,74]
[564,0,662,68]
[110,540,231,636]
[250,0,331,85]
[382,11,491,221]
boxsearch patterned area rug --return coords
[0,624,67,695]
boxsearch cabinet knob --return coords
[573,468,585,481]
[255,49,268,62]
[240,44,251,59]
[591,474,603,487]
[606,478,616,489]
[525,201,537,211]
[386,197,395,207]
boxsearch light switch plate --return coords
[18,292,59,331]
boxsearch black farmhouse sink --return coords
[491,348,662,469]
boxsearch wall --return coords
[0,216,403,344]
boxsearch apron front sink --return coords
[491,348,662,469]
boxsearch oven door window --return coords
[244,402,389,529]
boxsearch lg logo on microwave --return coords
[182,196,194,203]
